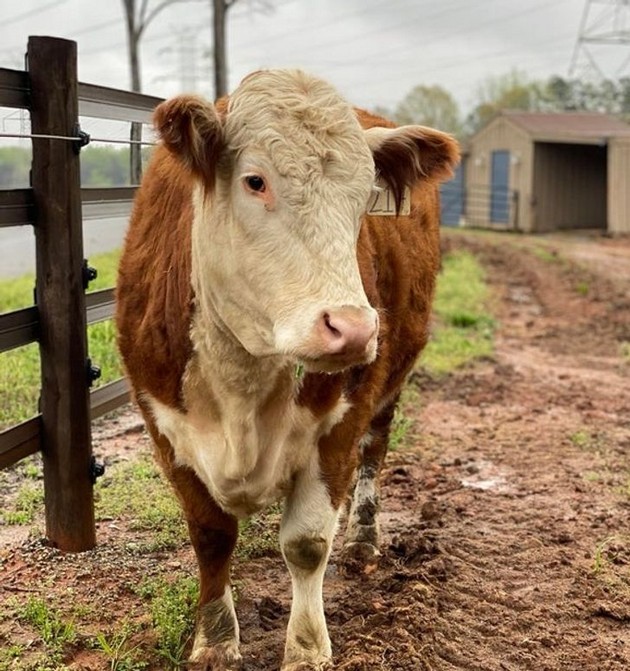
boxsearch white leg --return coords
[280,457,339,670]
[343,433,381,569]
[345,461,380,551]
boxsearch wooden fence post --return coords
[28,36,96,552]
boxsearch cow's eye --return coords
[245,175,266,193]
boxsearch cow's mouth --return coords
[299,348,377,374]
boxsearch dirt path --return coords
[1,231,629,670]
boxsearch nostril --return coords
[323,312,342,338]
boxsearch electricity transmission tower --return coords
[569,0,630,79]
[156,27,206,95]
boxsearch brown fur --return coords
[153,95,224,188]
[116,147,195,409]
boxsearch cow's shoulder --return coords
[116,146,195,409]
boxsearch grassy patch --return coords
[575,280,590,297]
[17,596,76,661]
[0,250,122,430]
[569,429,604,452]
[137,576,198,667]
[94,621,148,671]
[95,457,187,553]
[620,341,630,364]
[592,535,630,595]
[236,503,282,561]
[388,406,413,452]
[530,245,562,264]
[0,480,44,525]
[420,250,495,375]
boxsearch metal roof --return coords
[501,110,630,141]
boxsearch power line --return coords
[74,18,121,37]
[4,0,70,27]
[270,0,574,70]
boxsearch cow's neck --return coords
[180,309,314,505]
[189,304,294,400]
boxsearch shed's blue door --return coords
[490,150,510,223]
[440,164,464,227]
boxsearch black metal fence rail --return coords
[0,37,162,551]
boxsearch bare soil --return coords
[1,230,630,670]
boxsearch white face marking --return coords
[190,70,378,364]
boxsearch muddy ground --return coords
[1,229,630,670]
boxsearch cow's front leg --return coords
[279,460,339,670]
[187,510,240,671]
[152,430,241,670]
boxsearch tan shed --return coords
[460,111,630,234]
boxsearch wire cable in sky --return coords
[4,0,70,27]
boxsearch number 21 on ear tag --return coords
[367,182,411,216]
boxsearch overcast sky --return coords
[1,0,628,117]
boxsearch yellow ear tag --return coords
[367,181,411,216]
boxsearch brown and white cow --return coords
[116,70,458,670]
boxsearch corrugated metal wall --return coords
[608,138,630,234]
[464,117,533,230]
[532,143,607,232]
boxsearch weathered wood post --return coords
[28,36,96,551]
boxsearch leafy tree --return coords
[544,76,575,110]
[0,147,31,188]
[465,69,544,133]
[80,147,131,186]
[394,84,462,136]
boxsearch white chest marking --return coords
[147,394,349,518]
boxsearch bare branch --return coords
[139,0,150,26]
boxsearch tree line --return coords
[388,71,630,138]
[0,146,150,189]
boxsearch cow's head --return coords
[154,70,458,373]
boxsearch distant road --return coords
[0,216,129,278]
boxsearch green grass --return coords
[591,535,630,595]
[236,503,282,561]
[530,245,562,264]
[18,596,76,660]
[0,480,44,525]
[569,429,604,452]
[0,250,122,430]
[420,250,495,375]
[94,621,148,671]
[95,457,187,553]
[137,576,199,668]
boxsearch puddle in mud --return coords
[460,459,511,492]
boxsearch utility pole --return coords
[213,0,230,98]
[569,0,630,80]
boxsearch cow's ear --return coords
[153,95,224,186]
[365,125,460,212]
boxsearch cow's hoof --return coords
[188,643,243,670]
[339,541,380,575]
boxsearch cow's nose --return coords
[318,306,378,357]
